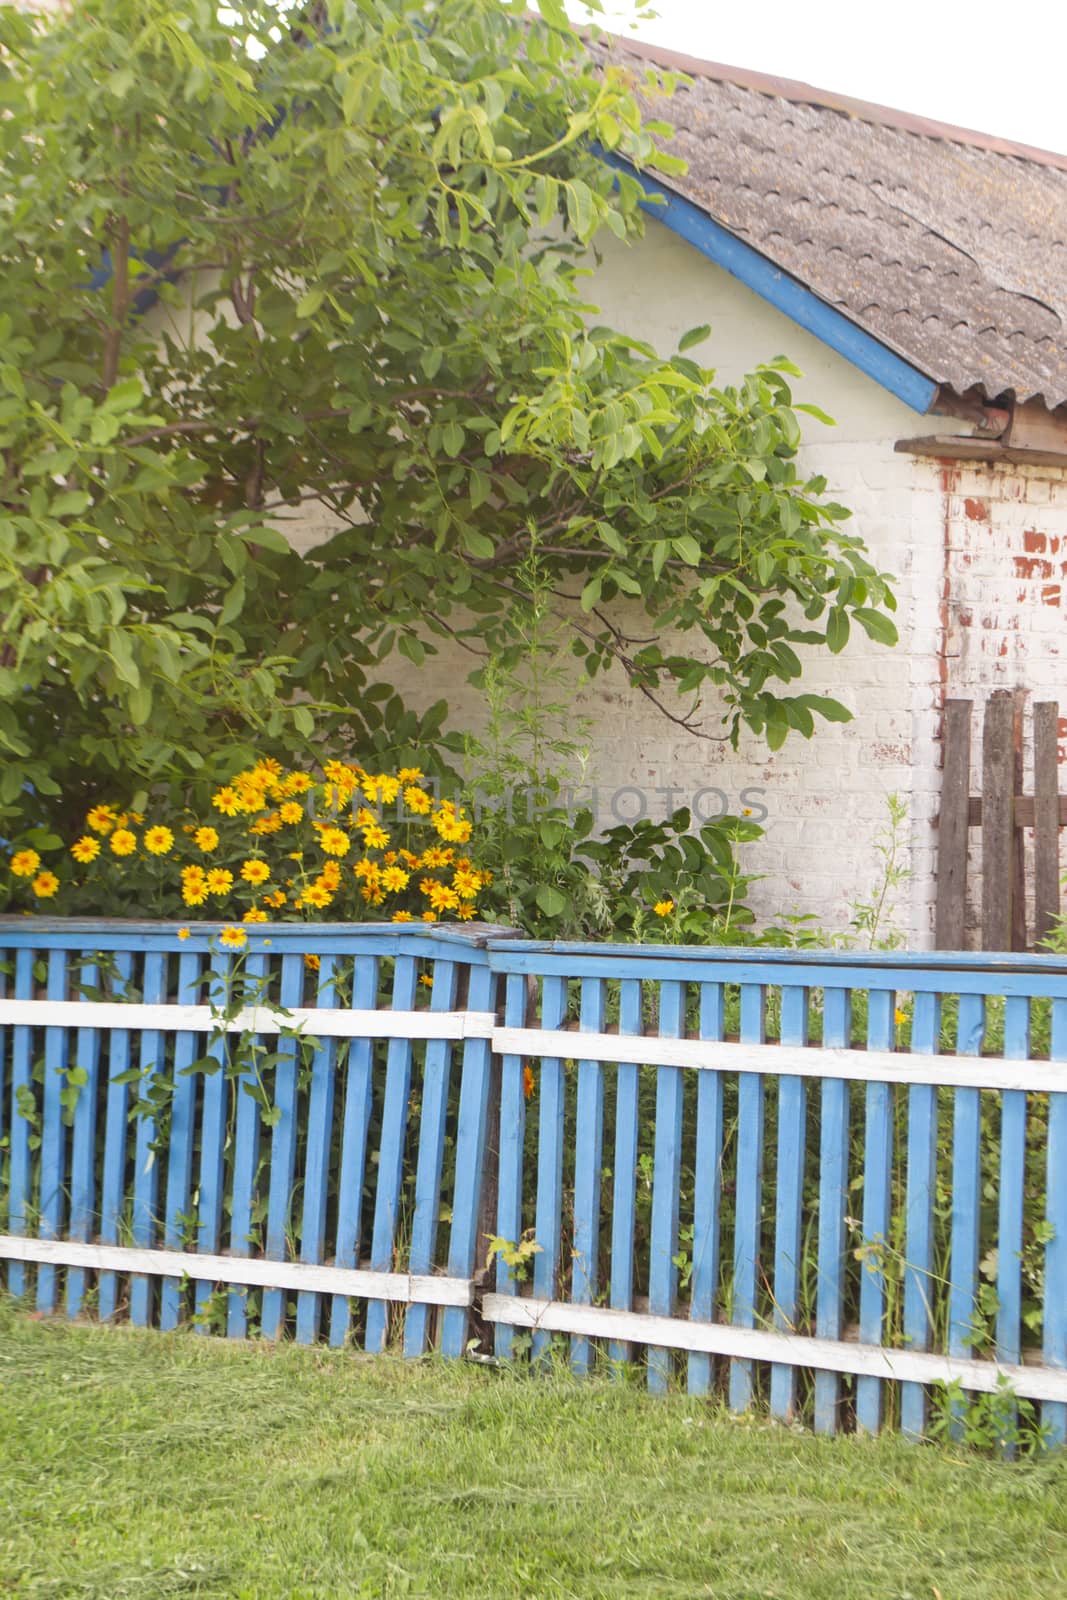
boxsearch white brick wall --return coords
[288,220,1064,949]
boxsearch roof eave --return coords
[611,157,939,414]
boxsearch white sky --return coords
[566,0,1067,157]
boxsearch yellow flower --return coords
[361,824,390,850]
[263,888,287,909]
[452,867,481,900]
[243,907,269,923]
[70,836,101,865]
[86,805,116,834]
[182,883,209,907]
[144,825,174,856]
[280,772,313,796]
[10,848,41,877]
[212,787,242,817]
[653,900,674,917]
[375,774,400,804]
[181,863,206,884]
[305,952,320,971]
[419,847,453,869]
[109,829,137,857]
[31,871,59,899]
[249,812,283,836]
[421,910,436,922]
[403,786,433,815]
[129,811,144,825]
[240,859,271,886]
[381,865,410,892]
[427,882,460,913]
[206,868,234,896]
[299,882,334,910]
[392,911,413,923]
[418,974,433,988]
[397,766,424,784]
[894,1008,908,1026]
[456,903,478,921]
[278,801,304,825]
[194,826,220,852]
[218,926,248,950]
[177,927,190,940]
[319,826,351,857]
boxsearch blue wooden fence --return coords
[2,918,1067,1443]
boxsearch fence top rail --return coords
[486,940,1067,997]
[0,918,517,959]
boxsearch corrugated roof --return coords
[597,36,1067,408]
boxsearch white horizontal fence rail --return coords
[0,998,497,1042]
[2,1236,474,1307]
[480,1296,1067,1406]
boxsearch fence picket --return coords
[129,952,164,1329]
[770,984,809,1420]
[814,988,852,1434]
[261,953,307,1340]
[98,951,135,1323]
[730,983,766,1411]
[532,976,568,1365]
[295,954,341,1347]
[227,951,267,1339]
[608,979,642,1369]
[492,973,528,1359]
[688,982,725,1397]
[329,954,379,1348]
[997,996,1030,1453]
[66,960,101,1319]
[7,948,34,1300]
[571,976,606,1376]
[403,958,460,1357]
[365,954,419,1354]
[947,993,985,1436]
[36,950,69,1314]
[160,951,204,1332]
[648,981,685,1393]
[901,991,941,1438]
[1043,998,1067,1444]
[194,953,232,1332]
[441,961,498,1358]
[855,988,895,1434]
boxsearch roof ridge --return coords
[597,33,1067,175]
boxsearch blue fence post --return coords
[571,976,606,1376]
[532,975,568,1366]
[441,961,498,1359]
[947,991,986,1438]
[855,987,896,1435]
[610,978,643,1372]
[66,959,101,1319]
[128,951,164,1329]
[814,987,852,1435]
[404,958,460,1358]
[227,950,268,1340]
[160,949,204,1332]
[996,995,1030,1455]
[329,953,379,1349]
[261,953,310,1340]
[687,981,725,1397]
[296,953,341,1347]
[770,983,809,1421]
[36,949,69,1314]
[7,947,34,1300]
[194,951,232,1331]
[493,973,529,1359]
[730,982,766,1412]
[648,980,685,1393]
[98,950,135,1323]
[365,953,419,1354]
[1043,998,1067,1445]
[901,990,942,1440]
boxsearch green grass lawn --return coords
[2,1304,1066,1598]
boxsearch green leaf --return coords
[852,607,899,646]
[100,378,143,414]
[826,609,850,654]
[296,287,325,319]
[678,324,711,353]
[673,535,701,566]
[535,885,567,918]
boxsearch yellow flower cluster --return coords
[4,760,491,927]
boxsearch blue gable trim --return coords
[610,158,938,415]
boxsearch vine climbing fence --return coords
[2,917,1066,1445]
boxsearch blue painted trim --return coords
[607,156,938,415]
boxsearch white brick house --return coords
[368,39,1067,950]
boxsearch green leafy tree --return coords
[0,0,896,838]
